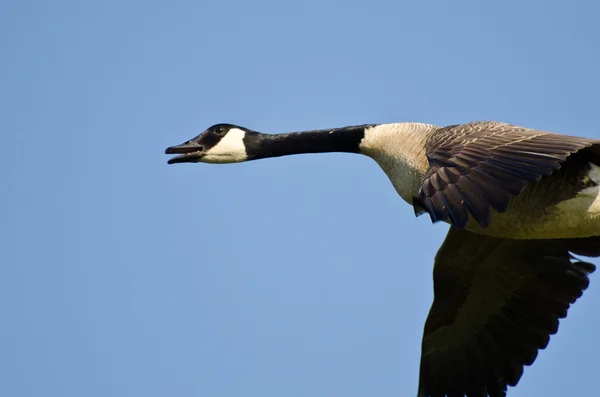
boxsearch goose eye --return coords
[215,126,225,134]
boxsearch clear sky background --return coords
[2,1,600,396]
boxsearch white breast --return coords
[359,123,436,203]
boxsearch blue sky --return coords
[2,1,600,396]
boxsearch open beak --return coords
[165,141,206,164]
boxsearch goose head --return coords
[166,123,252,164]
[166,122,371,166]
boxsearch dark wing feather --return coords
[415,121,596,229]
[417,229,598,397]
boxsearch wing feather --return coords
[416,121,596,229]
[417,229,598,397]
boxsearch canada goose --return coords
[165,121,600,397]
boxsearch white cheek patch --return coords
[202,128,248,163]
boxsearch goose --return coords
[165,120,600,397]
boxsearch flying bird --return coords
[166,120,600,397]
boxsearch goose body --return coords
[166,120,600,397]
[360,122,600,239]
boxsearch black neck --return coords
[243,124,373,161]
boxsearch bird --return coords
[165,120,600,397]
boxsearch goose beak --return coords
[165,141,206,164]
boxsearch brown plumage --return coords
[415,122,598,229]
[412,122,600,396]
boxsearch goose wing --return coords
[414,121,596,229]
[417,228,597,397]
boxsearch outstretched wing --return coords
[417,228,598,397]
[414,121,596,229]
